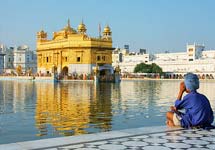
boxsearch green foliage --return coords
[134,63,150,73]
[134,63,163,74]
[151,63,163,74]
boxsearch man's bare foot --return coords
[166,120,174,127]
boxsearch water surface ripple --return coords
[0,80,214,144]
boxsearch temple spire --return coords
[67,19,70,27]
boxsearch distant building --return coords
[139,49,146,54]
[4,47,15,70]
[0,51,5,74]
[112,48,149,73]
[187,44,205,61]
[113,43,215,78]
[13,45,37,74]
[151,43,215,77]
[0,44,37,74]
[1,44,14,70]
[124,45,129,51]
[36,19,114,75]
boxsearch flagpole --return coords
[99,23,101,39]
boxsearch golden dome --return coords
[103,25,112,37]
[103,25,111,33]
[78,21,87,33]
[62,19,77,33]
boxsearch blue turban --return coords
[184,73,199,91]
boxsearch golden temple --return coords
[36,19,114,77]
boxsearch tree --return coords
[134,63,151,73]
[134,63,163,74]
[151,63,163,74]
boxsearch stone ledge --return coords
[0,126,184,150]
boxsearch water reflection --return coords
[0,80,36,114]
[35,82,115,136]
[0,80,214,144]
[111,80,167,128]
[89,83,114,132]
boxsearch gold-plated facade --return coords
[36,20,113,75]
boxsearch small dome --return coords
[103,25,111,33]
[62,19,77,33]
[103,25,112,37]
[78,23,86,30]
[78,21,87,33]
[63,25,76,33]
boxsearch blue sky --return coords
[0,0,215,53]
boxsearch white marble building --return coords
[113,44,215,78]
[0,44,37,74]
[151,43,215,78]
[112,48,149,73]
[152,44,205,62]
[13,45,37,74]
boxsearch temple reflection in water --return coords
[0,80,214,144]
[35,82,115,136]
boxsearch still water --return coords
[0,80,214,144]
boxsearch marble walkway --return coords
[0,126,215,150]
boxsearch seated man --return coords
[166,73,214,128]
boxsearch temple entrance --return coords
[61,66,68,76]
[99,69,114,82]
[99,69,107,76]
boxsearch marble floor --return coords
[53,128,215,150]
[1,126,215,150]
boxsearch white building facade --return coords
[112,48,149,73]
[13,45,37,74]
[3,47,14,70]
[151,44,215,78]
[113,43,215,78]
[0,44,37,74]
